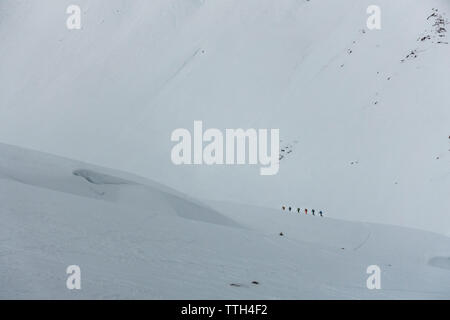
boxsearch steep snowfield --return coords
[1,0,449,234]
[1,143,450,299]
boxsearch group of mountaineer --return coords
[281,206,323,217]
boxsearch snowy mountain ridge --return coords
[1,142,450,299]
[1,0,449,234]
[1,0,450,299]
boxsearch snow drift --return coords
[1,143,450,299]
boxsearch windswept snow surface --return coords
[1,143,450,299]
[0,0,449,234]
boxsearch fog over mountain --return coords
[1,0,449,234]
[1,0,450,300]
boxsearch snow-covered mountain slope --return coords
[0,0,449,234]
[1,143,450,299]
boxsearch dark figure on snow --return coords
[312,209,315,216]
[289,207,292,212]
[305,208,308,215]
[297,208,300,213]
[319,210,323,217]
[282,206,286,211]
